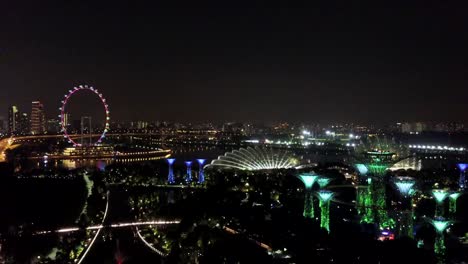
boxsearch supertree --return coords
[196,159,206,184]
[297,173,320,219]
[457,163,467,189]
[430,218,451,256]
[317,190,334,233]
[448,192,461,216]
[432,189,449,217]
[354,164,373,224]
[185,161,193,183]
[393,177,416,238]
[317,177,331,189]
[167,159,176,184]
[351,136,407,229]
[358,185,374,224]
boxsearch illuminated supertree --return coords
[432,190,449,217]
[185,161,193,183]
[167,159,176,184]
[197,159,206,184]
[317,190,334,233]
[430,218,451,256]
[351,136,407,230]
[393,177,416,238]
[297,173,320,219]
[457,163,468,189]
[449,192,461,216]
[354,164,373,224]
[317,177,331,189]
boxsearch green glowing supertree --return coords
[317,190,334,233]
[351,136,408,230]
[297,173,319,219]
[317,177,331,189]
[394,177,416,238]
[449,192,461,216]
[354,164,374,224]
[430,218,451,256]
[432,190,449,217]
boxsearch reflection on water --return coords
[15,145,231,171]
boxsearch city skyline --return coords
[2,3,468,263]
[1,2,468,123]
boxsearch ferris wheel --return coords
[59,85,110,146]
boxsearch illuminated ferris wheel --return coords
[59,85,110,146]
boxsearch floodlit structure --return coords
[394,177,416,238]
[432,190,449,217]
[185,161,193,183]
[352,136,408,230]
[207,147,298,171]
[317,190,334,233]
[297,173,320,219]
[167,159,176,184]
[197,159,206,184]
[430,218,451,256]
[449,192,461,216]
[317,177,331,188]
[457,163,467,189]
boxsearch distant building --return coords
[18,112,30,135]
[8,105,19,134]
[401,122,427,134]
[434,122,464,133]
[30,101,46,135]
[62,113,70,129]
[46,119,60,134]
[0,116,6,133]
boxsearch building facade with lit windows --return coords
[8,105,19,134]
[30,101,46,135]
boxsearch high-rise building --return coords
[8,106,19,134]
[46,119,60,134]
[0,116,6,133]
[18,112,30,135]
[30,101,45,135]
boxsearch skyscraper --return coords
[8,106,19,135]
[18,112,30,135]
[30,101,45,135]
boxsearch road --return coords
[0,137,13,162]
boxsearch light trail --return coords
[223,226,272,251]
[35,220,181,235]
[0,137,14,162]
[135,226,168,257]
[76,191,110,264]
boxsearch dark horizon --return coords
[2,2,468,124]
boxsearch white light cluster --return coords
[409,145,465,151]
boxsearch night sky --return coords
[1,1,467,124]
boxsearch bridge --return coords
[35,219,181,235]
